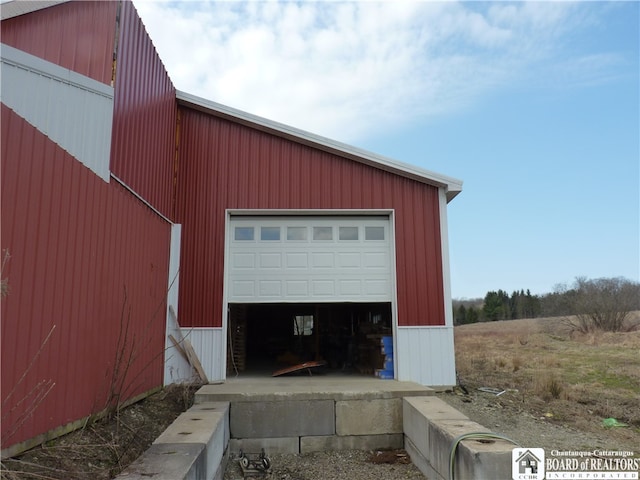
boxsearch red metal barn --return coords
[1,0,462,457]
[1,0,177,457]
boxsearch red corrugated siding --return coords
[109,1,177,219]
[1,105,170,449]
[0,1,117,85]
[175,108,444,328]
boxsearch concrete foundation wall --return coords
[231,399,335,438]
[403,396,514,480]
[336,398,403,435]
[227,394,417,456]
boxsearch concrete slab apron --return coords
[230,399,335,438]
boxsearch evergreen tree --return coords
[454,304,467,325]
[467,306,479,323]
[483,291,508,321]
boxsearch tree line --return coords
[453,276,640,332]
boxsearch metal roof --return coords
[177,90,463,202]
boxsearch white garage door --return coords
[227,215,393,303]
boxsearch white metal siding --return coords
[396,326,456,386]
[0,43,113,182]
[180,328,226,382]
[228,216,393,303]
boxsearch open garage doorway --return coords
[227,302,392,377]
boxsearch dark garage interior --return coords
[227,302,393,376]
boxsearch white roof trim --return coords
[176,90,463,202]
[1,0,69,21]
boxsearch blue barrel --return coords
[376,369,394,379]
[381,336,393,355]
[384,356,394,370]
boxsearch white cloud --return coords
[132,0,625,143]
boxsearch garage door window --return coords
[365,226,385,241]
[261,226,280,241]
[313,226,333,241]
[339,226,358,240]
[235,226,254,241]
[287,226,307,241]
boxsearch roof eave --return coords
[176,90,463,202]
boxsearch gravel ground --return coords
[437,390,640,452]
[223,449,427,480]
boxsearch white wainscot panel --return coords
[165,313,195,385]
[180,328,226,382]
[396,327,456,387]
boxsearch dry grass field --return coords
[445,313,640,451]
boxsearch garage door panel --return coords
[337,252,361,268]
[231,280,255,297]
[311,252,334,268]
[259,252,282,268]
[312,280,335,296]
[363,252,388,268]
[365,279,390,296]
[228,216,392,303]
[232,252,256,268]
[286,280,309,296]
[339,280,362,295]
[259,280,281,297]
[286,252,308,268]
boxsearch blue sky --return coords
[133,0,639,299]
